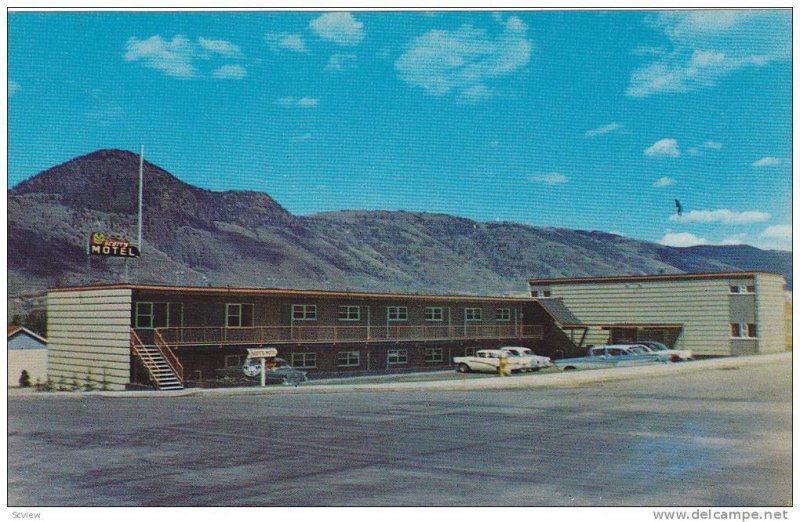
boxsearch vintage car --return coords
[242,357,308,385]
[553,344,668,371]
[453,349,528,374]
[637,341,694,361]
[498,346,553,371]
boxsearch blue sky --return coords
[7,9,792,250]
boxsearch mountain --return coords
[8,149,792,321]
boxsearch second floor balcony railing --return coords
[155,323,544,347]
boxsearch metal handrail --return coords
[155,324,544,347]
[153,329,185,383]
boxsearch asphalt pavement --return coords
[7,352,792,506]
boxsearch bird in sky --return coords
[675,199,682,216]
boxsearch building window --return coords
[226,303,254,327]
[291,352,317,368]
[136,302,184,329]
[387,306,408,321]
[425,348,444,362]
[338,306,360,321]
[543,290,552,297]
[465,308,482,321]
[496,308,511,321]
[731,323,758,338]
[746,285,756,293]
[337,351,360,367]
[387,349,408,365]
[135,302,154,329]
[730,285,741,294]
[425,307,444,321]
[292,304,317,321]
[531,290,540,298]
[224,355,241,368]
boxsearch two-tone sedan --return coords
[554,344,668,371]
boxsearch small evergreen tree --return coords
[18,370,31,388]
[84,370,96,391]
[71,373,80,391]
[100,369,110,391]
[58,376,69,391]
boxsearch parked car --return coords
[453,349,527,374]
[499,346,553,372]
[553,344,668,371]
[637,340,693,361]
[242,357,308,385]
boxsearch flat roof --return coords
[47,283,533,303]
[528,271,784,285]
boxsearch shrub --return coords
[18,370,31,388]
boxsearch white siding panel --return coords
[548,279,732,355]
[47,288,132,389]
[756,274,787,353]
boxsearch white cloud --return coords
[752,157,780,167]
[277,96,319,108]
[197,37,241,56]
[653,176,675,188]
[395,16,531,102]
[703,140,723,150]
[627,10,790,97]
[125,35,196,78]
[310,12,364,46]
[326,53,357,71]
[125,35,245,79]
[761,224,791,240]
[669,208,771,224]
[8,80,19,95]
[457,84,492,104]
[530,173,568,185]
[756,224,792,250]
[212,65,247,79]
[266,33,308,53]
[645,138,680,157]
[660,232,708,247]
[585,122,622,137]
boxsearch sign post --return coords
[247,347,278,387]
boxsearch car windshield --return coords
[647,342,669,351]
[628,347,648,354]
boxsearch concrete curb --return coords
[11,351,790,400]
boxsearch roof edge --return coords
[47,283,533,302]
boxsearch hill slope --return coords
[8,149,791,319]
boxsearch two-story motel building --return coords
[45,271,787,391]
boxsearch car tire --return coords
[457,363,470,374]
[530,367,541,372]
[563,366,576,371]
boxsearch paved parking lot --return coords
[8,354,791,506]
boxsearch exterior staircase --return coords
[131,330,184,391]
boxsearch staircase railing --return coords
[153,329,185,384]
[131,329,166,388]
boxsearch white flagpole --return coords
[138,144,144,253]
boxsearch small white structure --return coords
[8,325,47,386]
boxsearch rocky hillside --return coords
[8,149,792,320]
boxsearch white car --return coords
[499,346,553,372]
[553,344,667,371]
[637,341,693,361]
[453,349,527,374]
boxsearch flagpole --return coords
[138,144,144,253]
